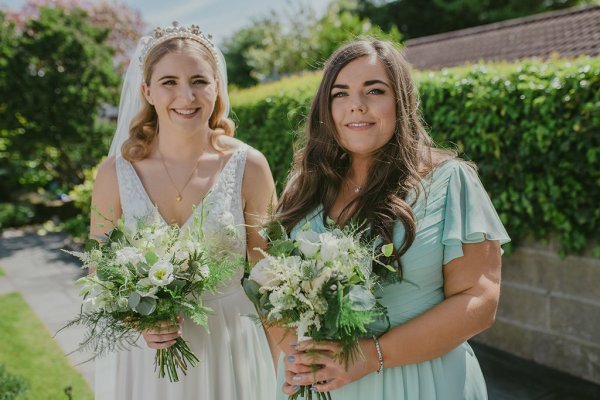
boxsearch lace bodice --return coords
[115,145,249,291]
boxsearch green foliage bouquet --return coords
[243,220,392,399]
[62,209,242,382]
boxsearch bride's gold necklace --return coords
[157,146,201,202]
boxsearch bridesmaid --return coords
[274,39,510,399]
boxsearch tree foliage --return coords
[356,0,599,39]
[0,7,119,200]
[223,0,400,87]
[3,0,145,72]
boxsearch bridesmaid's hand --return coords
[141,317,183,350]
[282,339,379,395]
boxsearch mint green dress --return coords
[276,160,510,400]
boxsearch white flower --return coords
[173,240,192,261]
[82,295,103,313]
[116,247,145,266]
[296,229,320,258]
[319,232,340,262]
[221,211,235,227]
[338,237,355,253]
[310,268,332,293]
[194,263,210,281]
[148,260,174,286]
[81,284,110,313]
[249,258,279,287]
[296,310,318,339]
[117,297,129,309]
[136,277,158,297]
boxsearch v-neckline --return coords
[125,147,242,229]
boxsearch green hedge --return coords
[231,57,600,256]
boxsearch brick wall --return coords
[474,240,600,384]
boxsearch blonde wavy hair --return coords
[121,38,234,161]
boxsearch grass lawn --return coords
[0,292,93,400]
[0,266,5,276]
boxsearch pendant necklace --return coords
[347,177,363,193]
[157,146,201,202]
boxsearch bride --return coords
[89,22,277,399]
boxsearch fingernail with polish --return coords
[292,375,302,382]
[292,385,300,391]
[287,355,295,362]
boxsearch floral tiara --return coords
[138,21,219,69]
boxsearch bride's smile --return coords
[142,51,218,135]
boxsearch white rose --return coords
[115,247,145,266]
[148,260,174,286]
[249,258,278,287]
[296,229,320,258]
[318,232,340,262]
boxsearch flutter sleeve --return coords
[442,162,510,265]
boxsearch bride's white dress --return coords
[95,145,277,400]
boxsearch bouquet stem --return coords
[290,385,332,400]
[154,337,199,382]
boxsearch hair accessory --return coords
[138,21,219,69]
[107,22,230,157]
[372,335,384,374]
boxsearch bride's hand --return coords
[141,317,183,350]
[282,339,378,395]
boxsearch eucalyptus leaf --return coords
[135,297,157,315]
[348,285,376,311]
[128,292,141,309]
[107,228,124,243]
[242,279,261,304]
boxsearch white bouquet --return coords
[62,207,242,382]
[243,219,392,399]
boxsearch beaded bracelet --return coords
[372,335,384,374]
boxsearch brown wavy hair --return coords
[122,38,235,161]
[277,39,454,279]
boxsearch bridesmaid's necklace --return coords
[346,177,363,193]
[157,146,201,202]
